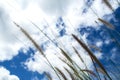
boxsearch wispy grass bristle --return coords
[72,46,84,63]
[45,72,52,80]
[13,21,45,56]
[98,18,115,30]
[64,67,75,80]
[13,22,62,80]
[103,0,114,11]
[72,34,112,80]
[58,57,83,80]
[81,69,97,78]
[59,48,73,63]
[55,67,67,80]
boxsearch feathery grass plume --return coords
[65,62,83,80]
[72,34,112,80]
[97,63,119,78]
[59,47,92,80]
[81,69,97,78]
[30,21,56,45]
[55,67,67,80]
[72,46,92,79]
[13,22,62,80]
[116,0,120,6]
[64,67,76,80]
[103,0,114,11]
[96,20,120,47]
[59,48,73,63]
[58,57,83,80]
[45,72,52,80]
[13,21,45,56]
[72,46,84,63]
[98,18,114,30]
[59,49,91,80]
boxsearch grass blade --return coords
[98,18,114,30]
[13,22,61,80]
[64,67,76,80]
[81,69,97,78]
[58,57,83,80]
[45,72,52,80]
[72,34,112,80]
[55,67,67,80]
[103,0,114,11]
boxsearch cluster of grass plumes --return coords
[14,21,119,80]
[12,0,120,80]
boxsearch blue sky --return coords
[0,47,45,80]
[0,0,120,80]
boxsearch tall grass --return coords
[13,19,119,80]
[45,72,52,80]
[72,34,112,80]
[13,22,62,80]
[12,0,120,79]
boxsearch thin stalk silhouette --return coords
[13,22,62,80]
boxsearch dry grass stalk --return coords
[30,21,56,46]
[59,48,73,63]
[72,46,84,63]
[55,67,67,80]
[64,67,76,80]
[97,68,105,75]
[91,57,102,80]
[59,49,92,78]
[72,46,93,80]
[13,22,62,80]
[66,62,83,80]
[58,57,83,80]
[13,21,45,56]
[98,18,115,30]
[45,72,52,80]
[72,34,112,80]
[59,48,92,80]
[81,69,97,78]
[103,0,114,11]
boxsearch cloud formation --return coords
[37,0,73,16]
[0,0,119,79]
[0,67,19,80]
[0,4,24,61]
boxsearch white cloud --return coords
[37,0,74,16]
[0,67,19,80]
[96,41,103,47]
[0,4,24,61]
[0,0,119,79]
